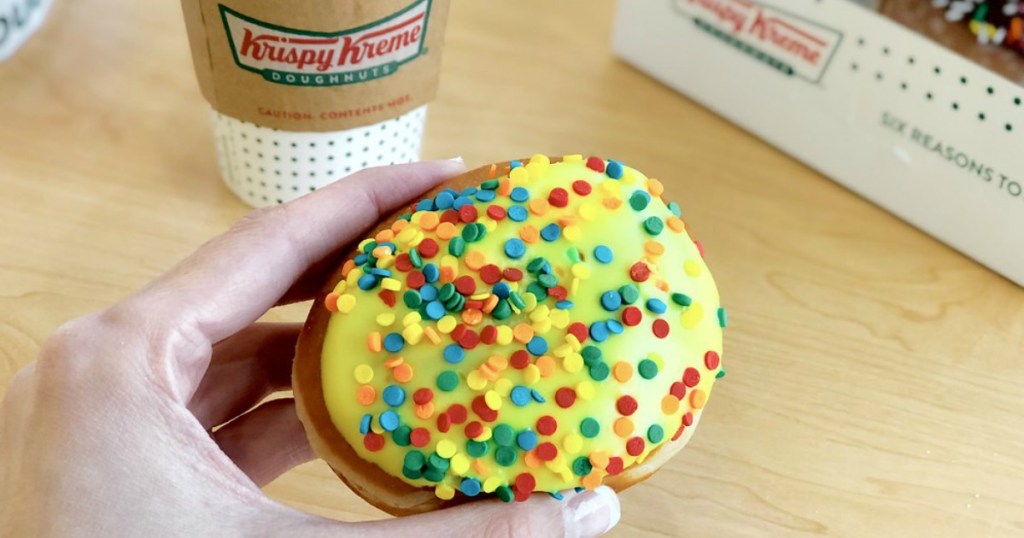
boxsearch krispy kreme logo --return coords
[219,0,431,87]
[674,0,842,82]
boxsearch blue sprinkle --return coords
[452,195,474,210]
[357,274,378,290]
[593,245,613,264]
[443,344,465,364]
[510,386,531,406]
[378,242,396,253]
[461,478,482,497]
[646,298,668,314]
[510,187,530,202]
[369,267,392,278]
[526,336,548,356]
[589,321,609,342]
[606,160,624,179]
[354,253,368,265]
[540,223,561,242]
[415,199,434,211]
[555,300,574,309]
[504,238,526,259]
[379,410,400,432]
[475,189,496,202]
[492,282,511,298]
[382,385,405,406]
[606,319,624,334]
[668,201,682,217]
[425,301,446,320]
[434,191,455,209]
[530,389,546,403]
[549,491,565,500]
[419,284,438,301]
[516,430,539,451]
[461,187,478,196]
[422,263,440,283]
[509,160,523,169]
[600,290,622,311]
[507,205,528,222]
[383,333,405,353]
[359,414,372,434]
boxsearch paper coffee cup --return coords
[0,0,53,62]
[213,105,426,207]
[181,0,449,207]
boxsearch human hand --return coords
[0,161,621,537]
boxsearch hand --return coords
[0,161,621,537]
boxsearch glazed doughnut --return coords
[293,154,726,516]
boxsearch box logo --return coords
[674,0,842,82]
[220,0,431,87]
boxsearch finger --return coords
[213,398,314,488]
[187,323,301,429]
[127,160,464,344]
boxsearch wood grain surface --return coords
[2,0,1023,535]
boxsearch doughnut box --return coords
[614,0,1024,286]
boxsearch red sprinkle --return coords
[704,350,720,370]
[616,395,638,416]
[464,421,483,438]
[536,442,558,461]
[567,322,589,343]
[418,238,439,258]
[447,403,468,424]
[669,381,687,400]
[451,324,467,343]
[695,240,705,258]
[605,457,624,475]
[412,388,434,405]
[436,412,452,433]
[465,301,484,310]
[683,368,701,388]
[480,325,498,344]
[454,275,476,295]
[458,204,478,223]
[479,264,503,284]
[514,487,531,503]
[626,437,645,456]
[510,350,531,369]
[378,290,396,307]
[652,318,670,338]
[515,473,536,494]
[555,388,577,409]
[629,262,651,282]
[472,395,498,422]
[671,425,686,441]
[363,432,385,452]
[410,427,430,447]
[682,412,694,427]
[406,271,425,289]
[572,180,592,196]
[458,328,480,349]
[394,253,413,272]
[621,306,642,327]
[440,209,459,224]
[502,268,524,282]
[586,156,606,173]
[548,187,569,208]
[536,415,558,435]
[548,285,568,301]
[486,204,507,220]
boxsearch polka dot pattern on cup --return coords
[212,106,427,207]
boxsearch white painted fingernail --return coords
[568,486,620,537]
[448,156,464,163]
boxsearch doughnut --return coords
[293,154,726,515]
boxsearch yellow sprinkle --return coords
[525,161,548,179]
[529,153,551,167]
[375,312,396,327]
[649,352,664,370]
[621,168,637,185]
[370,421,384,434]
[576,380,595,400]
[478,425,493,441]
[509,166,530,185]
[494,378,513,396]
[423,326,441,344]
[402,324,423,345]
[451,453,470,475]
[523,293,538,312]
[529,305,550,322]
[523,364,541,384]
[680,302,704,329]
[470,292,491,301]
[376,256,395,269]
[496,325,514,345]
[553,343,572,358]
[353,364,373,384]
[563,154,583,162]
[563,353,584,373]
[570,263,591,279]
[570,277,580,297]
[600,180,621,196]
[563,434,583,454]
[532,319,552,335]
[345,269,360,286]
[436,439,457,459]
[396,225,418,244]
[484,390,502,410]
[563,225,582,242]
[331,280,348,294]
[403,311,422,326]
[434,484,455,500]
[336,294,356,313]
[684,260,702,277]
[578,203,598,221]
[437,316,457,334]
[440,254,459,271]
[381,277,401,291]
[483,477,503,493]
[690,389,707,409]
[466,370,487,391]
[367,332,382,353]
[549,309,570,329]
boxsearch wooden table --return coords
[3,0,1023,535]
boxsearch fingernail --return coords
[448,156,464,163]
[568,486,620,537]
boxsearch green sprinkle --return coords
[495,446,518,466]
[402,466,423,480]
[671,292,692,307]
[526,282,548,301]
[436,370,459,392]
[392,425,412,446]
[527,257,548,274]
[566,247,581,263]
[647,424,665,443]
[572,456,593,476]
[466,439,489,457]
[362,241,378,254]
[404,450,425,470]
[668,201,682,217]
[409,249,423,268]
[445,293,465,312]
[428,453,450,471]
[473,222,487,241]
[643,216,664,235]
[717,307,728,328]
[461,224,480,242]
[481,179,500,190]
[716,368,727,379]
[537,274,558,288]
[496,485,514,503]
[423,467,445,482]
[438,283,456,302]
[493,424,515,446]
[403,290,423,308]
[492,300,513,320]
[581,345,602,366]
[580,418,601,438]
[638,359,659,379]
[589,362,610,381]
[509,292,526,310]
[629,191,650,211]
[619,284,640,305]
[448,236,466,256]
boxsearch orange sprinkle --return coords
[661,394,680,415]
[462,308,483,325]
[589,451,610,469]
[473,459,489,476]
[464,251,486,270]
[391,219,408,233]
[497,178,512,196]
[393,363,414,383]
[519,224,540,243]
[341,259,355,277]
[436,222,457,240]
[603,197,622,210]
[367,332,382,353]
[512,323,534,343]
[528,198,550,215]
[423,326,441,344]
[384,356,404,368]
[356,385,376,405]
[372,246,392,259]
[439,266,456,283]
[666,216,685,233]
[612,361,633,383]
[375,229,395,243]
[613,417,634,438]
[479,364,498,380]
[325,292,340,312]
[482,295,499,313]
[414,401,435,419]
[488,163,497,178]
[486,354,509,370]
[524,449,542,468]
[419,212,440,231]
[655,280,670,292]
[690,389,707,409]
[557,216,576,228]
[535,355,556,377]
[581,471,604,490]
[647,178,665,197]
[644,240,665,257]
